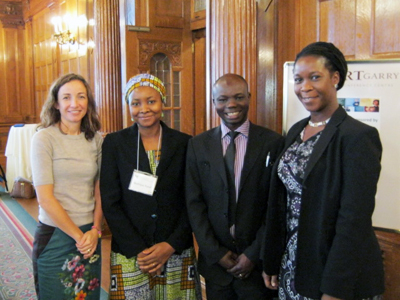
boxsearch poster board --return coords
[283,60,400,230]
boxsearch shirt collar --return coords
[221,119,250,139]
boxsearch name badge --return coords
[129,170,158,196]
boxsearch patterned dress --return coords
[109,149,200,300]
[277,131,382,300]
[277,132,321,300]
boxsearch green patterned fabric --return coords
[109,248,199,299]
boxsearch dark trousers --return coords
[205,269,277,300]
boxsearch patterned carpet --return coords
[0,193,37,300]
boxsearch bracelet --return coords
[91,226,102,238]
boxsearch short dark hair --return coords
[294,42,348,91]
[212,73,249,96]
[39,73,101,140]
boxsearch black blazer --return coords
[262,106,385,299]
[100,122,193,258]
[186,122,284,285]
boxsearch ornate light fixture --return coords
[51,15,75,45]
[53,30,75,45]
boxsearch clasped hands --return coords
[219,250,254,279]
[137,242,175,277]
[76,228,98,259]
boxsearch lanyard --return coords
[136,125,162,171]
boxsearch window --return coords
[150,53,181,130]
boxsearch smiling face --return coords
[129,86,163,129]
[293,55,340,120]
[56,80,88,127]
[212,76,250,131]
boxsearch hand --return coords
[227,253,254,279]
[137,242,175,276]
[76,228,98,259]
[262,272,278,290]
[218,250,238,270]
[321,294,343,300]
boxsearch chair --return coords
[374,227,400,299]
[0,164,8,192]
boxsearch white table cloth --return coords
[5,124,39,192]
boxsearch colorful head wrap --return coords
[124,74,167,104]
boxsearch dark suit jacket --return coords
[100,122,193,258]
[263,106,385,299]
[186,122,284,285]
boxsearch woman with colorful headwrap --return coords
[100,74,200,299]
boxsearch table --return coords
[5,124,39,192]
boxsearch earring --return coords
[131,117,134,122]
[161,112,164,118]
[334,84,338,89]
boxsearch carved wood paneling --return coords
[138,39,182,71]
[94,0,122,134]
[0,1,24,28]
[210,0,257,129]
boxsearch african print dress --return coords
[109,149,200,300]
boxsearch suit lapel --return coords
[206,127,228,187]
[303,106,347,182]
[239,123,263,193]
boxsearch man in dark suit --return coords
[186,74,283,299]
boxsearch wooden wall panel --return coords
[319,0,356,58]
[294,0,400,60]
[256,0,276,130]
[375,228,400,299]
[0,26,32,124]
[155,0,184,28]
[94,0,123,134]
[210,0,257,129]
[0,4,34,167]
[372,0,400,57]
[30,0,94,113]
[0,125,9,168]
[295,0,318,51]
[156,0,183,17]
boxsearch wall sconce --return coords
[51,15,76,45]
[87,37,95,54]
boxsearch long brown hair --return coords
[39,73,101,140]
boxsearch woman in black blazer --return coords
[100,74,199,299]
[262,42,384,300]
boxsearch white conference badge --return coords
[129,169,158,196]
[128,125,161,196]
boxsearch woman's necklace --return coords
[308,118,331,127]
